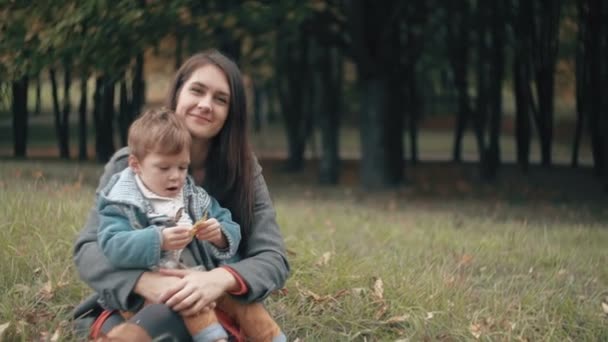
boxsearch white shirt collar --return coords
[134,173,182,202]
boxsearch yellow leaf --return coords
[0,322,10,339]
[315,252,332,267]
[470,323,482,339]
[385,314,410,324]
[50,328,61,342]
[371,278,384,301]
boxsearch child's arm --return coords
[97,204,164,269]
[193,197,241,260]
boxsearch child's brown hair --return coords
[128,108,191,159]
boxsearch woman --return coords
[73,50,290,340]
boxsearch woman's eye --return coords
[191,88,202,94]
[216,97,228,104]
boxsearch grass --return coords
[1,160,607,341]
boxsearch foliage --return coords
[1,161,607,340]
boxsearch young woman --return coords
[73,50,290,341]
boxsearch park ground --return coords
[0,152,607,340]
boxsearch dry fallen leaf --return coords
[470,323,482,339]
[38,280,54,300]
[601,301,608,315]
[371,278,384,301]
[425,312,434,320]
[374,302,389,320]
[385,314,410,324]
[0,322,10,339]
[50,327,61,342]
[315,252,332,267]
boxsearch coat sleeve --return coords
[73,147,146,311]
[226,158,291,302]
[98,204,163,269]
[203,196,241,261]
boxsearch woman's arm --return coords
[226,158,291,302]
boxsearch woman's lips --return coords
[188,113,211,123]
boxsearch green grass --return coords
[1,161,607,341]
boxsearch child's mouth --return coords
[167,186,178,192]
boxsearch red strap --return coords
[90,309,116,339]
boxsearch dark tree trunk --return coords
[484,0,506,179]
[359,78,391,188]
[94,75,116,163]
[118,77,130,147]
[572,1,587,168]
[12,76,29,158]
[531,0,562,167]
[405,67,419,166]
[78,73,88,161]
[317,46,342,184]
[276,28,312,172]
[132,52,145,117]
[474,0,489,173]
[49,67,71,159]
[448,0,472,162]
[34,74,41,116]
[583,0,604,175]
[513,0,533,171]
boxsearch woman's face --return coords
[175,64,230,142]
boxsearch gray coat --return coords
[73,147,290,311]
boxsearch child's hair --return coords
[128,108,191,159]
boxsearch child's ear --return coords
[128,155,141,174]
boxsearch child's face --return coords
[130,149,190,198]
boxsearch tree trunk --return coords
[49,67,70,159]
[35,74,41,116]
[448,0,471,162]
[118,77,130,147]
[94,75,116,163]
[276,28,311,172]
[474,0,489,171]
[132,52,145,117]
[513,0,533,171]
[317,46,342,184]
[78,73,88,161]
[359,78,391,188]
[11,76,28,158]
[484,0,505,179]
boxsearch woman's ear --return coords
[128,154,141,174]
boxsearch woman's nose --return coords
[197,96,211,112]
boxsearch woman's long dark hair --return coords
[167,50,254,244]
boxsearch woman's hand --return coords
[157,267,237,316]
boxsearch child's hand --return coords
[193,218,227,248]
[161,226,192,251]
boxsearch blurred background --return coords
[0,0,606,192]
